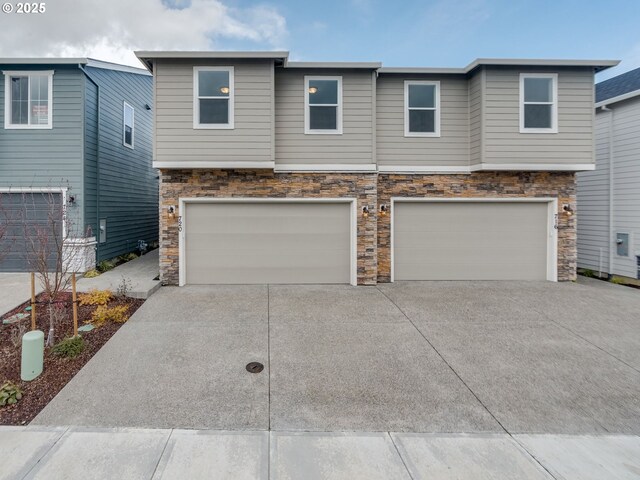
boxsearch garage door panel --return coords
[185,202,351,284]
[394,202,550,281]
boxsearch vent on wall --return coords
[616,232,629,257]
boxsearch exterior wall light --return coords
[563,204,573,216]
[168,205,175,217]
[380,204,388,216]
[362,205,370,218]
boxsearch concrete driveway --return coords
[33,278,640,434]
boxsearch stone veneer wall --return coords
[377,172,577,282]
[160,170,576,285]
[159,169,378,285]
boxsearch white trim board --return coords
[378,164,595,173]
[274,164,377,172]
[177,197,358,286]
[389,197,558,282]
[153,161,275,169]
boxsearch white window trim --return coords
[3,70,54,130]
[193,66,234,130]
[520,73,558,134]
[304,75,343,135]
[123,101,135,149]
[404,80,440,137]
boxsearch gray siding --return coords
[577,110,610,273]
[483,67,595,165]
[577,97,640,278]
[376,74,469,167]
[84,66,157,261]
[155,59,273,163]
[275,69,374,165]
[0,66,85,231]
[469,69,483,166]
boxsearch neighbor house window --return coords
[520,73,558,133]
[3,71,53,129]
[404,81,440,137]
[305,76,342,134]
[123,101,134,149]
[193,66,234,129]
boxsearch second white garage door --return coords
[393,200,553,281]
[183,201,353,285]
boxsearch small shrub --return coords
[580,269,596,278]
[9,323,27,349]
[116,275,133,298]
[97,259,115,273]
[84,269,100,278]
[52,336,85,358]
[119,252,138,263]
[91,304,130,326]
[610,276,626,285]
[0,381,23,407]
[79,289,113,306]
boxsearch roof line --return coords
[595,88,640,108]
[285,61,382,69]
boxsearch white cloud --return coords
[0,0,288,67]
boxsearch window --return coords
[520,73,558,133]
[193,66,234,129]
[123,101,134,149]
[3,70,53,129]
[404,81,440,137]
[305,76,342,134]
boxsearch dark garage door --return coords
[0,192,63,272]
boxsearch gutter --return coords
[79,64,101,261]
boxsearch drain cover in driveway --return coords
[246,362,264,373]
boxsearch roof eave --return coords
[595,88,640,108]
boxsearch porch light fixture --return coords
[220,86,230,94]
[167,205,175,217]
[308,86,318,94]
[362,205,370,218]
[563,204,573,216]
[379,204,388,216]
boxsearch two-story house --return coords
[577,66,640,280]
[0,58,158,272]
[135,51,617,286]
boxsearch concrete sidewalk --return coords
[0,273,40,316]
[76,249,160,299]
[2,427,639,480]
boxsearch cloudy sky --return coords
[0,0,638,80]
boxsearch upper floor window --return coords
[305,76,342,134]
[3,71,53,129]
[123,101,134,149]
[404,81,440,137]
[520,73,558,133]
[193,66,234,129]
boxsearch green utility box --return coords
[21,330,44,381]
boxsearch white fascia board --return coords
[153,161,275,169]
[378,164,596,173]
[274,164,377,172]
[0,58,88,65]
[595,89,640,108]
[286,61,382,69]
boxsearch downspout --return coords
[79,65,101,262]
[601,105,614,277]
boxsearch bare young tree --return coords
[21,186,83,346]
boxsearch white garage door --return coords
[393,201,552,281]
[183,201,353,284]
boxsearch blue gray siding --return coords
[0,65,85,231]
[83,66,157,261]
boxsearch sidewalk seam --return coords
[19,426,69,480]
[387,433,416,480]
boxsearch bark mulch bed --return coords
[0,292,144,425]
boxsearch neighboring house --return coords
[577,67,640,280]
[135,51,616,286]
[0,58,158,272]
